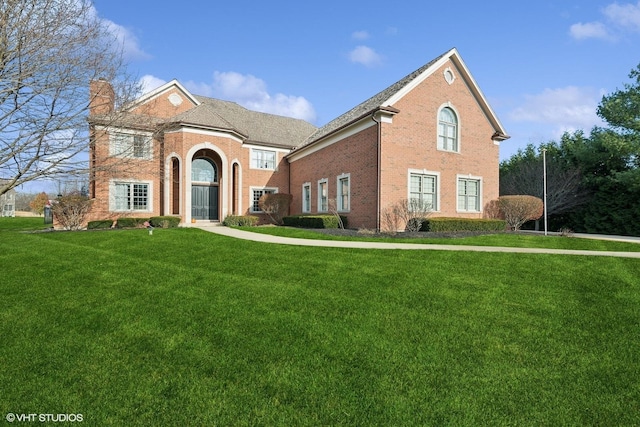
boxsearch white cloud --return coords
[139,75,167,94]
[569,22,611,40]
[348,45,383,67]
[570,1,640,40]
[352,30,370,40]
[603,1,640,31]
[184,71,317,123]
[102,19,151,61]
[508,86,606,138]
[89,4,150,60]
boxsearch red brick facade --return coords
[87,49,507,230]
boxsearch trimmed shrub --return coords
[150,216,181,228]
[283,215,349,229]
[421,217,507,232]
[51,192,92,230]
[498,195,544,231]
[115,217,149,228]
[222,215,259,227]
[87,220,114,230]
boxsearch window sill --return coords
[436,148,460,154]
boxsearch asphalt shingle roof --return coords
[169,96,318,149]
[298,51,447,148]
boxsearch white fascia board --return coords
[383,48,457,107]
[165,126,244,144]
[126,79,201,111]
[243,143,292,154]
[448,55,509,139]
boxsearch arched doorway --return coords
[191,156,219,220]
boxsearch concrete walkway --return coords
[193,225,640,259]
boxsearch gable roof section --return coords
[290,48,509,157]
[383,48,509,141]
[126,79,201,112]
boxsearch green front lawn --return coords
[1,222,639,425]
[0,216,50,232]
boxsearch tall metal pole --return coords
[542,148,548,236]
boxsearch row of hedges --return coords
[420,217,506,232]
[222,215,259,227]
[88,216,181,230]
[283,215,348,229]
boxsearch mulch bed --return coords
[304,228,512,239]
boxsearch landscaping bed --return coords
[304,227,509,239]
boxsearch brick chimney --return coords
[89,78,115,115]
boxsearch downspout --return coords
[371,111,382,231]
[287,152,292,217]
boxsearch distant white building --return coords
[0,180,16,217]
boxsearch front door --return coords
[191,185,218,220]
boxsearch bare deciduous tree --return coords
[381,198,432,233]
[500,147,589,218]
[327,198,345,230]
[0,0,141,196]
[258,193,292,225]
[29,191,49,215]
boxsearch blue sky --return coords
[95,0,638,162]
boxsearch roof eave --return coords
[164,121,248,140]
[286,106,399,159]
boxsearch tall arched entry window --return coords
[191,157,219,220]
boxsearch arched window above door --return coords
[192,158,217,183]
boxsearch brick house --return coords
[88,48,508,230]
[0,180,16,217]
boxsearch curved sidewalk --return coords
[195,225,640,259]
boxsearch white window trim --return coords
[250,186,278,213]
[436,102,461,154]
[109,179,153,212]
[456,174,483,213]
[109,130,153,160]
[249,148,277,171]
[302,182,311,213]
[317,178,328,213]
[408,169,440,212]
[336,173,350,212]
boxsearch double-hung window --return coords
[438,107,458,152]
[458,178,481,212]
[302,183,311,213]
[337,174,350,212]
[114,182,149,211]
[251,149,276,170]
[110,132,152,159]
[251,188,276,212]
[317,179,328,212]
[409,172,437,211]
